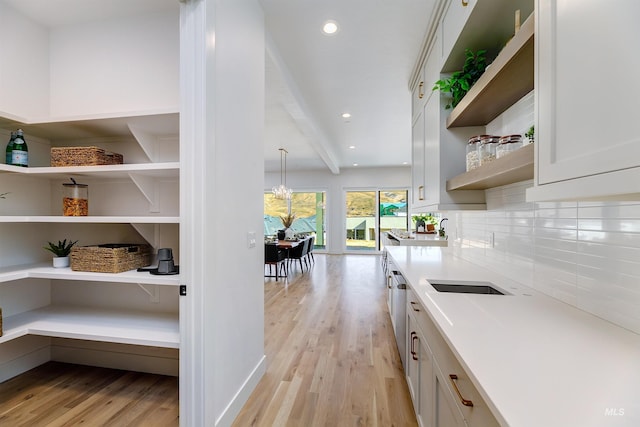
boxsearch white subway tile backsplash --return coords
[451,181,640,334]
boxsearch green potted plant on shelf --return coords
[44,239,78,268]
[412,213,438,233]
[525,125,534,144]
[433,49,488,109]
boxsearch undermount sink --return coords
[429,280,506,295]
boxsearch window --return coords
[264,192,326,250]
[345,189,408,251]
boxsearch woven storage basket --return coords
[70,244,152,273]
[51,146,124,167]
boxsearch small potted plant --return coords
[524,125,534,145]
[433,49,488,109]
[44,239,78,268]
[412,213,438,233]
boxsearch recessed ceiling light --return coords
[322,20,339,35]
[348,145,356,149]
[341,112,351,119]
[353,163,359,167]
[402,161,408,165]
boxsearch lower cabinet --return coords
[406,289,500,427]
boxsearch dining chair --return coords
[264,242,287,281]
[306,235,315,264]
[287,238,310,272]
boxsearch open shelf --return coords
[0,216,179,224]
[0,305,179,348]
[446,143,534,191]
[446,13,534,128]
[0,110,179,141]
[0,162,179,179]
[0,263,180,286]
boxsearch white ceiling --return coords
[262,0,436,173]
[4,0,436,174]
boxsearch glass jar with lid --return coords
[466,135,484,171]
[496,134,523,159]
[479,135,500,166]
[62,178,88,216]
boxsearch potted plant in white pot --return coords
[44,239,78,268]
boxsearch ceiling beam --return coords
[265,33,341,174]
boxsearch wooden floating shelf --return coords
[446,143,534,191]
[446,14,534,128]
[0,305,179,348]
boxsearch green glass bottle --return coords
[5,131,15,165]
[11,129,28,167]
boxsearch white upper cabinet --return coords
[527,0,640,201]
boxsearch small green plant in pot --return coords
[412,213,438,233]
[433,49,488,109]
[44,239,78,268]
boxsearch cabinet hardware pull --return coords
[418,81,424,99]
[410,301,420,312]
[387,275,392,288]
[449,374,474,407]
[462,0,469,6]
[411,332,419,360]
[418,185,424,200]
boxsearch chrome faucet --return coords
[439,218,448,238]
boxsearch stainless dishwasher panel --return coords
[392,270,407,369]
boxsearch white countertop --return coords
[386,246,640,427]
[387,230,448,246]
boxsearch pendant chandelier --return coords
[272,148,292,200]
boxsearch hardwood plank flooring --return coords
[234,254,417,426]
[0,362,179,426]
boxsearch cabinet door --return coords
[387,274,395,328]
[411,109,426,207]
[433,361,467,427]
[406,312,421,404]
[418,335,434,427]
[422,91,441,207]
[536,0,640,185]
[440,0,476,62]
[412,65,427,121]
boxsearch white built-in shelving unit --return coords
[0,0,182,382]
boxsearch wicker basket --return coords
[51,146,124,167]
[70,244,152,273]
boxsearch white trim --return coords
[215,355,267,427]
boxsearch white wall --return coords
[265,166,411,254]
[49,9,179,118]
[179,1,266,425]
[0,2,49,119]
[447,180,640,335]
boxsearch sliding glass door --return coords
[264,191,327,250]
[345,189,408,251]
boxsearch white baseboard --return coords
[0,341,51,383]
[215,354,267,427]
[51,338,179,376]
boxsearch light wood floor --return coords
[233,254,417,426]
[0,254,415,426]
[0,361,179,426]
